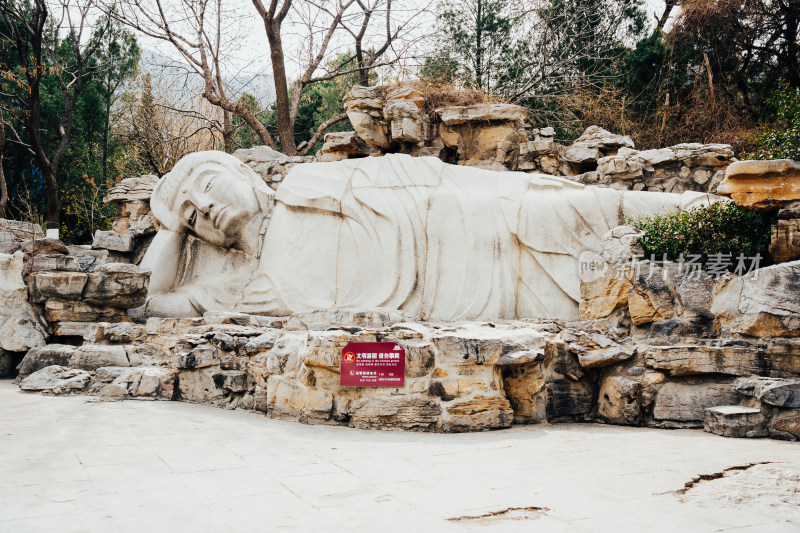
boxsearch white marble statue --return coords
[141,151,712,321]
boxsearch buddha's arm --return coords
[143,289,202,317]
[132,230,200,318]
[140,230,184,295]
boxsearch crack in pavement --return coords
[447,506,549,524]
[674,462,774,495]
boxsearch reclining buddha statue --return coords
[140,151,711,321]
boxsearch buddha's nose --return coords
[197,196,214,215]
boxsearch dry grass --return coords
[412,81,509,119]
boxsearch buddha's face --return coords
[174,169,261,248]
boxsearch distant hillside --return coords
[139,48,276,108]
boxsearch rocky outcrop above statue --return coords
[322,84,737,193]
[336,84,529,170]
[92,175,159,264]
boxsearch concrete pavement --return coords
[1,381,799,532]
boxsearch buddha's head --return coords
[151,151,274,249]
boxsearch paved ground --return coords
[1,381,800,533]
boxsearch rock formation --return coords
[2,82,800,442]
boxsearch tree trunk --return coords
[265,20,297,155]
[0,115,7,219]
[475,0,483,89]
[103,73,112,182]
[657,0,677,32]
[223,109,234,153]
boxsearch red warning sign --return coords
[340,342,405,387]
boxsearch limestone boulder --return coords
[104,175,158,204]
[442,396,514,432]
[546,380,594,420]
[67,247,109,272]
[597,375,641,425]
[233,146,284,165]
[770,219,800,263]
[98,367,176,399]
[0,219,44,240]
[643,345,798,377]
[27,271,88,302]
[597,225,645,264]
[770,415,800,441]
[383,86,427,144]
[82,263,150,308]
[17,344,76,378]
[676,272,714,318]
[577,346,635,368]
[579,265,633,320]
[348,394,439,430]
[627,262,675,325]
[437,104,527,168]
[573,126,634,154]
[19,365,90,393]
[734,376,800,408]
[670,144,734,168]
[717,159,800,210]
[564,145,601,170]
[343,85,390,148]
[597,156,644,181]
[92,230,134,253]
[177,367,227,403]
[33,238,69,256]
[29,254,80,272]
[267,375,333,422]
[652,382,738,423]
[437,104,527,125]
[711,262,800,337]
[0,252,48,352]
[704,405,767,438]
[317,131,374,162]
[502,365,546,423]
[43,300,129,323]
[69,344,131,370]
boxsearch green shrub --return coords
[627,202,773,270]
[749,84,800,161]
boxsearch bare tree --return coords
[0,113,7,219]
[109,0,428,155]
[499,0,646,102]
[104,0,278,152]
[0,0,108,235]
[116,72,227,177]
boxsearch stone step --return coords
[704,405,767,438]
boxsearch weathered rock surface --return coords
[82,263,150,308]
[734,376,800,408]
[704,405,767,438]
[0,252,48,352]
[68,344,136,370]
[653,382,738,423]
[19,365,91,393]
[104,175,158,204]
[598,375,641,425]
[92,230,134,253]
[317,131,374,162]
[17,344,76,378]
[770,218,800,263]
[717,159,800,210]
[573,126,635,154]
[711,262,800,337]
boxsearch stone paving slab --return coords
[1,381,799,533]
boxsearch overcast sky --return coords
[133,0,673,80]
